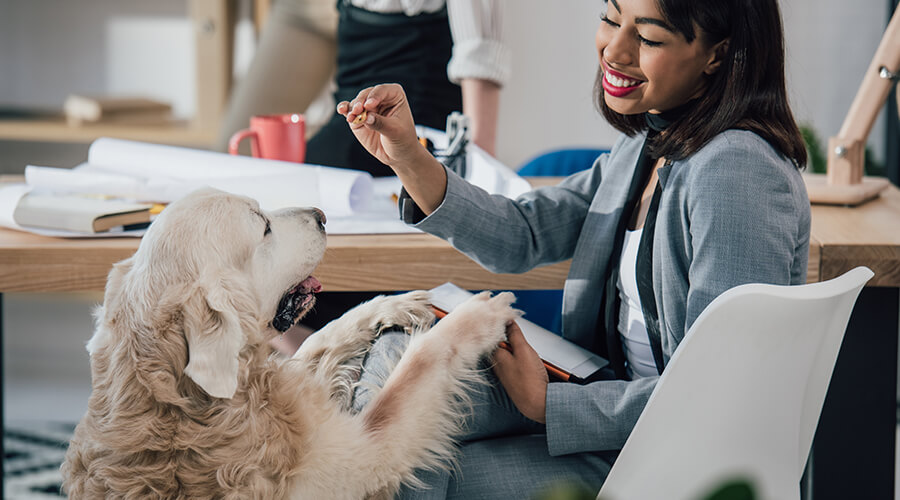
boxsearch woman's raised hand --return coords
[338,83,449,215]
[337,84,422,171]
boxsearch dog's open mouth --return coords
[272,276,322,332]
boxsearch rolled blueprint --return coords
[73,137,374,217]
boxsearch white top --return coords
[348,0,511,84]
[616,228,658,379]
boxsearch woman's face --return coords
[595,0,721,115]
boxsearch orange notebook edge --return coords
[430,305,571,382]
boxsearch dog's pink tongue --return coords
[300,276,322,294]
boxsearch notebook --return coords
[429,282,609,383]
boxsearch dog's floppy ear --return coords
[87,257,134,355]
[182,272,254,399]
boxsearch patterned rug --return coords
[3,420,72,499]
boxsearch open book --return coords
[13,193,153,234]
[429,282,609,384]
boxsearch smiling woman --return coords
[333,0,811,497]
[597,0,722,112]
[596,0,807,166]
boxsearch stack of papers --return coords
[1,131,532,237]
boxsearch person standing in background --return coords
[217,0,510,170]
[219,0,511,336]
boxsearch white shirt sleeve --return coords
[348,0,445,15]
[445,0,511,85]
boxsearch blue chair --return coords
[515,148,609,333]
[517,148,608,177]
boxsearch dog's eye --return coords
[264,220,272,236]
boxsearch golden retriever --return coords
[61,188,518,499]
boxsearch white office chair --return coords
[597,266,874,500]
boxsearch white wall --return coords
[782,0,889,166]
[497,1,616,167]
[0,0,892,169]
[496,0,890,168]
[0,0,195,117]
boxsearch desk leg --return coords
[1,292,5,456]
[804,286,898,500]
[1,292,4,434]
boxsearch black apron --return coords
[304,2,462,177]
[302,3,463,330]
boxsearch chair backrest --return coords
[597,267,874,500]
[516,148,608,177]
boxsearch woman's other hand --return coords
[493,321,549,424]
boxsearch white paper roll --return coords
[84,138,373,217]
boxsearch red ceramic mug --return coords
[228,113,306,163]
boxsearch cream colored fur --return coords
[61,188,518,499]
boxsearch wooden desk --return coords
[0,230,569,293]
[0,176,897,293]
[807,175,900,286]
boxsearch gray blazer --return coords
[406,129,811,456]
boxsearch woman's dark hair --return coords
[595,0,807,168]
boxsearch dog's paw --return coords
[351,290,435,334]
[440,291,522,355]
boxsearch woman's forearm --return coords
[400,78,499,214]
[393,145,449,216]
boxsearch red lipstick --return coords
[601,63,644,98]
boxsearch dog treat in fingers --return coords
[352,110,368,125]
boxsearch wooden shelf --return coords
[0,118,217,148]
[0,0,236,149]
